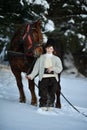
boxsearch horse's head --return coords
[23,19,43,57]
[32,19,43,45]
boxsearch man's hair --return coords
[45,38,55,48]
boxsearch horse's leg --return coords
[28,79,37,106]
[55,81,61,108]
[55,74,61,108]
[12,69,26,103]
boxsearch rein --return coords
[23,24,33,50]
[26,57,37,75]
[8,50,25,56]
[60,92,87,117]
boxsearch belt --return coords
[44,68,54,74]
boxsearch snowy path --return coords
[0,68,87,130]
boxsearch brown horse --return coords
[8,20,43,105]
[8,19,61,108]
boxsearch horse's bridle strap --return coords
[23,24,32,47]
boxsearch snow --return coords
[0,44,7,62]
[44,20,55,32]
[80,14,87,18]
[23,0,49,9]
[0,67,87,130]
[62,3,68,8]
[33,0,49,9]
[20,0,24,6]
[82,4,87,11]
[68,18,75,24]
[0,37,10,62]
[77,33,85,39]
[0,15,4,18]
[63,51,78,74]
[76,0,80,4]
[64,29,75,36]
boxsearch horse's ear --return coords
[36,19,41,27]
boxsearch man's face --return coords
[46,46,54,54]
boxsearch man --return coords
[26,39,63,110]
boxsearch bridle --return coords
[8,22,43,57]
[22,23,43,57]
[23,24,33,50]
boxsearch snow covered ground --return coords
[0,67,87,130]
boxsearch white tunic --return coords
[43,54,55,78]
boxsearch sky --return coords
[0,66,87,130]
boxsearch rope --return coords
[61,92,87,117]
[34,81,87,117]
[26,57,37,75]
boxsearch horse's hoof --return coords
[19,98,26,103]
[31,103,37,106]
[31,97,37,106]
[55,103,61,109]
[31,101,37,106]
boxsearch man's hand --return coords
[25,75,31,80]
[47,66,53,73]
